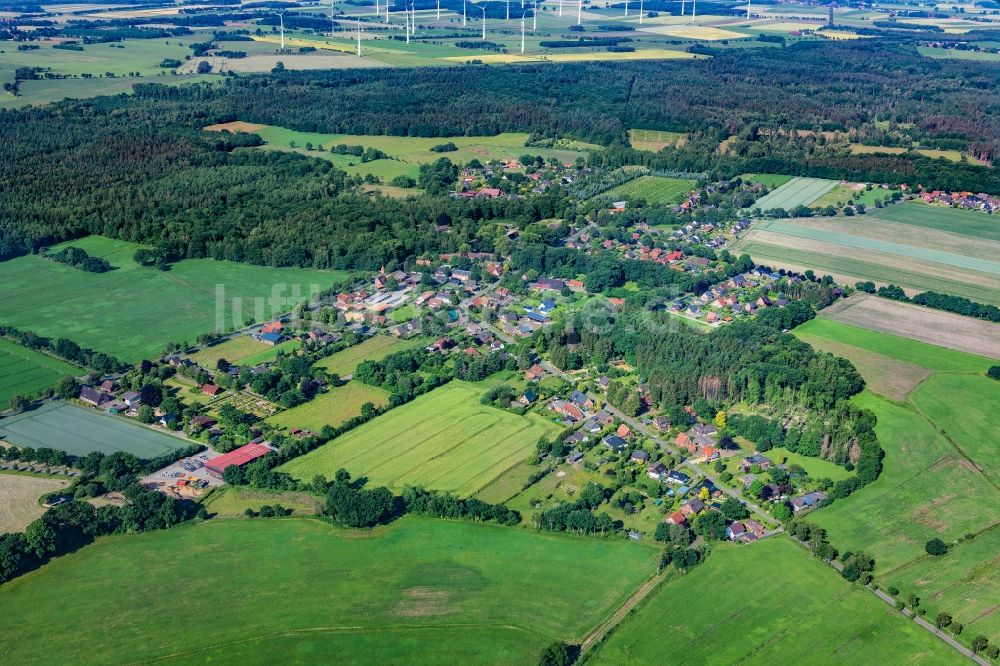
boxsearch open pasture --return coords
[279,381,561,496]
[0,401,187,458]
[601,175,695,204]
[739,172,793,188]
[0,473,69,533]
[201,487,321,517]
[266,381,389,432]
[0,338,82,410]
[918,46,1000,61]
[881,527,1000,643]
[592,537,955,665]
[0,236,344,362]
[0,516,658,664]
[315,335,425,377]
[752,176,840,210]
[817,295,1000,359]
[186,335,282,368]
[799,322,1000,574]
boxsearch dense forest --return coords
[4,40,1000,267]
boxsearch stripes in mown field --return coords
[752,177,839,210]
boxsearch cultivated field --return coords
[870,200,1000,242]
[315,335,426,377]
[752,176,839,210]
[0,474,68,533]
[819,294,1000,359]
[592,537,954,665]
[0,402,187,458]
[0,516,658,664]
[279,381,561,496]
[627,129,686,152]
[731,216,1000,304]
[809,183,894,209]
[0,338,82,410]
[0,236,344,361]
[740,172,793,188]
[266,382,389,432]
[601,175,695,204]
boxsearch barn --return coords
[205,443,270,476]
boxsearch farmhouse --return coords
[79,386,111,407]
[205,443,271,476]
[791,491,827,513]
[727,519,766,543]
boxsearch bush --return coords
[925,538,948,556]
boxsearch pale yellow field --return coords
[848,144,967,163]
[0,474,68,534]
[442,49,699,64]
[755,21,823,32]
[819,30,864,40]
[638,25,746,40]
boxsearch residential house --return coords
[602,435,628,452]
[518,390,538,406]
[569,390,593,410]
[652,416,671,431]
[200,384,222,397]
[616,423,632,438]
[647,462,668,481]
[680,498,706,516]
[791,491,827,512]
[525,364,546,382]
[741,454,772,472]
[665,470,690,486]
[665,511,687,526]
[79,387,111,407]
[630,450,649,463]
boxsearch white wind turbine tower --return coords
[691,0,697,21]
[746,0,751,20]
[506,0,510,21]
[558,0,563,18]
[681,0,685,17]
[356,18,362,56]
[386,0,390,22]
[639,0,643,23]
[405,4,411,41]
[275,9,286,51]
[463,0,467,26]
[374,0,379,17]
[410,3,416,36]
[437,0,441,20]
[329,1,337,36]
[577,0,582,25]
[532,1,537,30]
[624,0,628,17]
[480,4,487,39]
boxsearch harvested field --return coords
[820,294,1000,359]
[638,25,746,40]
[0,473,68,533]
[203,121,266,133]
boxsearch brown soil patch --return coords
[204,121,266,133]
[821,294,1000,360]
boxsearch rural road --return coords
[577,569,668,655]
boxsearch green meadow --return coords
[0,338,82,409]
[592,537,954,665]
[602,175,695,204]
[798,319,1000,633]
[279,381,561,496]
[0,516,658,664]
[266,381,390,432]
[870,201,1000,242]
[0,236,345,362]
[315,335,426,377]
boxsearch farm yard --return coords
[0,236,345,362]
[0,516,658,664]
[751,176,839,210]
[591,537,954,665]
[818,294,1000,359]
[315,335,426,377]
[601,175,695,204]
[0,338,82,410]
[266,381,389,432]
[730,214,1000,304]
[0,473,69,533]
[278,381,561,496]
[798,321,1000,629]
[0,402,187,458]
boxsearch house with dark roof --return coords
[79,387,111,407]
[630,450,649,463]
[602,435,628,452]
[741,454,772,472]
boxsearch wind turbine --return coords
[437,0,441,20]
[746,0,751,20]
[329,0,337,36]
[481,4,487,39]
[410,3,416,36]
[520,12,526,52]
[681,0,685,17]
[532,1,537,30]
[558,0,563,17]
[577,0,582,25]
[374,0,379,17]
[405,4,411,41]
[639,0,643,23]
[386,0,390,22]
[275,9,286,51]
[356,18,362,56]
[624,0,628,16]
[463,0,467,26]
[506,0,510,21]
[691,0,697,21]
